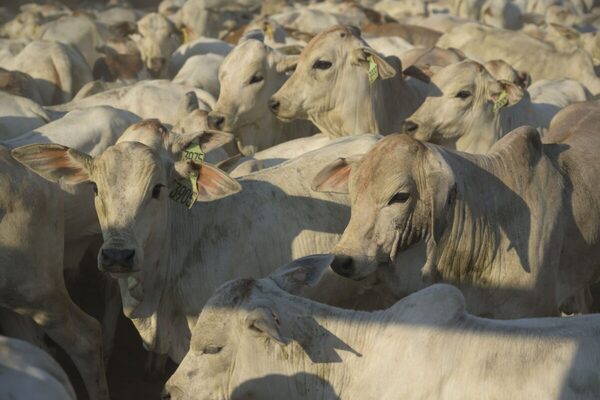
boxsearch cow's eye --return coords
[203,345,223,355]
[455,90,471,99]
[91,182,98,196]
[152,184,164,199]
[312,60,332,70]
[249,74,264,85]
[389,192,410,205]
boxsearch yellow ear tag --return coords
[367,55,379,85]
[169,138,205,209]
[493,90,509,114]
[181,27,190,44]
[264,23,275,41]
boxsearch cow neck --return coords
[310,70,419,137]
[497,92,537,140]
[424,146,516,283]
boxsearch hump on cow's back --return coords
[545,100,600,144]
[390,284,466,325]
[489,126,543,167]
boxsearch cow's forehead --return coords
[352,135,424,191]
[301,25,363,59]
[433,61,488,89]
[225,40,268,68]
[93,142,164,182]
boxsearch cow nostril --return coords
[330,255,354,277]
[101,248,136,269]
[161,387,172,400]
[207,114,225,129]
[268,98,280,114]
[402,120,419,134]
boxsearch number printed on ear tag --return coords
[169,139,205,209]
[368,55,379,85]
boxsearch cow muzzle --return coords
[99,248,138,274]
[331,255,355,278]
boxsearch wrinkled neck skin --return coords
[422,145,537,288]
[310,73,421,137]
[117,203,173,354]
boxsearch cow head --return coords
[269,25,397,136]
[312,134,455,280]
[402,60,523,153]
[131,13,181,79]
[164,254,334,400]
[12,120,240,278]
[208,36,301,155]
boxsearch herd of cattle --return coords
[5,0,600,399]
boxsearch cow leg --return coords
[102,278,122,364]
[22,292,109,400]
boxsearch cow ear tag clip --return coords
[169,138,205,209]
[493,90,509,114]
[368,55,379,85]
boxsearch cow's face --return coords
[208,39,295,155]
[312,134,455,280]
[131,13,181,78]
[404,61,523,150]
[12,132,240,278]
[269,25,396,132]
[165,277,304,400]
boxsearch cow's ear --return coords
[275,54,299,74]
[173,160,241,202]
[11,144,92,185]
[311,157,359,194]
[270,254,334,294]
[245,307,289,346]
[488,79,524,111]
[425,151,456,246]
[352,47,396,80]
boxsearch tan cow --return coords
[13,126,382,363]
[437,23,600,94]
[0,40,93,105]
[208,37,315,155]
[1,147,108,400]
[313,113,600,318]
[131,13,182,78]
[165,271,600,400]
[403,60,589,153]
[270,25,426,137]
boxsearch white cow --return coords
[169,37,233,77]
[48,80,215,127]
[437,23,600,94]
[166,267,600,400]
[270,25,426,137]
[208,37,315,155]
[0,91,50,140]
[1,147,108,400]
[404,60,590,153]
[0,336,76,400]
[13,132,382,364]
[0,40,93,105]
[172,53,224,98]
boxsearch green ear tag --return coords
[169,138,205,209]
[367,55,379,85]
[493,90,509,114]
